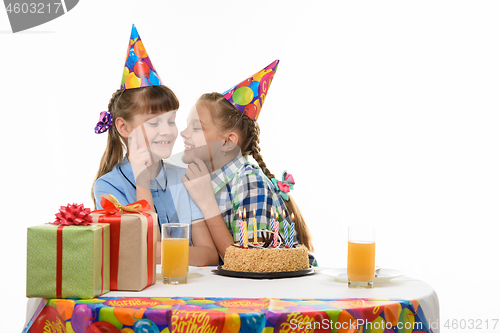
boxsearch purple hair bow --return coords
[94,111,113,134]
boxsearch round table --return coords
[25,266,440,333]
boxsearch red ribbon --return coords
[55,224,106,298]
[92,196,155,290]
[100,224,105,296]
[56,226,64,299]
[146,213,154,287]
[96,215,121,290]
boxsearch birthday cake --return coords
[222,229,309,273]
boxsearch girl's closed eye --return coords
[168,117,176,126]
[193,120,202,130]
[144,115,160,126]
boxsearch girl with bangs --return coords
[91,25,218,266]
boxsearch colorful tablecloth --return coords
[27,296,433,333]
[25,267,439,333]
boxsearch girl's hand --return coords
[182,157,219,218]
[183,158,235,257]
[128,126,153,188]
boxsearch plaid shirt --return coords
[211,155,293,243]
[211,155,318,267]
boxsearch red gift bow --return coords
[92,194,155,290]
[49,203,93,226]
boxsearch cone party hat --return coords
[221,59,279,121]
[120,24,162,90]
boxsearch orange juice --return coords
[162,238,189,278]
[347,241,375,282]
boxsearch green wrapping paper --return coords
[26,223,110,299]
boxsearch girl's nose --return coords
[159,122,175,135]
[180,127,189,139]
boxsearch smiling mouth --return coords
[153,140,172,146]
[184,144,195,151]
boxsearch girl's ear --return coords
[115,117,132,138]
[222,132,239,153]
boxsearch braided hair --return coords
[198,92,314,251]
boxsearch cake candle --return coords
[238,209,243,247]
[273,209,278,248]
[283,210,289,248]
[270,210,275,235]
[290,213,295,248]
[253,209,258,245]
[243,208,248,249]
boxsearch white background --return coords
[2,1,500,332]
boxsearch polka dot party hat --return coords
[221,59,279,121]
[120,24,162,90]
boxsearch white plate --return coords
[321,268,404,283]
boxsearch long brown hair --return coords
[198,92,314,252]
[91,85,179,208]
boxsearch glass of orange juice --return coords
[347,226,375,288]
[162,223,189,284]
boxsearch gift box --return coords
[91,195,158,291]
[26,216,110,299]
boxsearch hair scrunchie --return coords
[94,111,113,134]
[271,171,295,201]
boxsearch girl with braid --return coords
[91,25,218,266]
[180,60,316,265]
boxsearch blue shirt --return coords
[93,158,204,231]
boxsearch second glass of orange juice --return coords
[162,223,189,284]
[347,226,375,288]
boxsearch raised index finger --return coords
[128,127,138,152]
[132,125,147,149]
[140,124,150,149]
